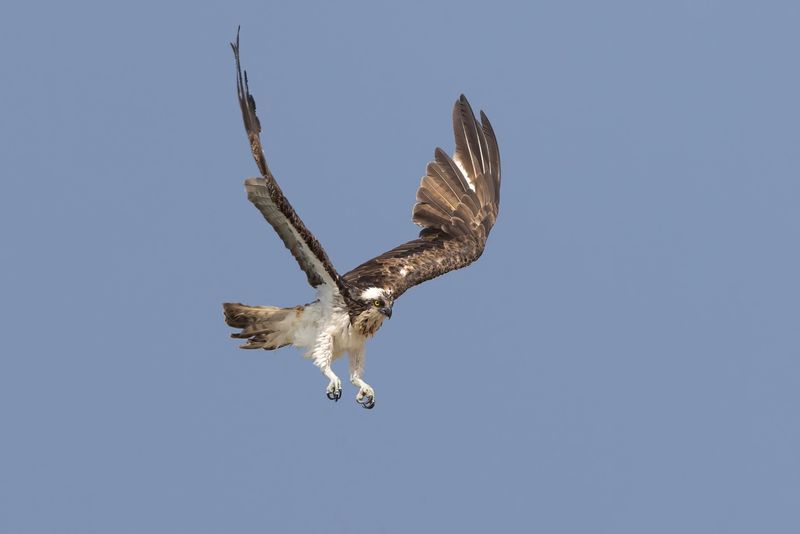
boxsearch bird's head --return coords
[351,287,394,336]
[359,287,394,319]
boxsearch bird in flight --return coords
[223,32,501,409]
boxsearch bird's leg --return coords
[312,332,341,402]
[323,366,342,402]
[348,347,375,409]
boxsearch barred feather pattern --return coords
[343,95,501,300]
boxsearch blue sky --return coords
[1,1,799,532]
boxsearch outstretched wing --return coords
[231,31,345,293]
[343,95,501,299]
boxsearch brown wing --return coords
[343,95,501,299]
[231,31,346,293]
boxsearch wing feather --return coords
[344,95,501,299]
[421,179,458,210]
[480,110,501,198]
[231,31,345,294]
[452,95,488,186]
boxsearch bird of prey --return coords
[223,34,501,409]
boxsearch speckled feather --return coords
[224,34,502,408]
[230,33,500,312]
[231,32,348,297]
[343,95,501,300]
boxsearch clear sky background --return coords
[1,1,798,532]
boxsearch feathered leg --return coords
[348,347,375,409]
[311,332,341,402]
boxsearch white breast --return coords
[291,284,366,358]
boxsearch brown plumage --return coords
[231,32,348,296]
[342,95,501,300]
[228,34,500,320]
[224,32,501,383]
[223,303,301,349]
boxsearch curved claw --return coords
[356,395,375,409]
[326,388,342,402]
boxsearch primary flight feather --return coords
[223,32,501,409]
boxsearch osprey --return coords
[223,34,501,409]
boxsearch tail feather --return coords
[222,302,301,350]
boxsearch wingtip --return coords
[231,25,241,51]
[454,94,478,122]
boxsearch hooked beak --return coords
[379,307,392,319]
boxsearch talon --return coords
[326,384,342,402]
[356,394,374,409]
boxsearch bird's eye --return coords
[373,300,382,307]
